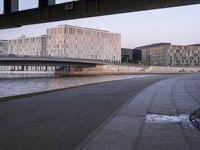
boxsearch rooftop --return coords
[135,43,171,49]
[55,24,110,33]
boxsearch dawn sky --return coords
[0,1,200,48]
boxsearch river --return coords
[0,74,155,98]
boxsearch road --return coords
[0,74,179,150]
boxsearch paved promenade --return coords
[80,74,200,150]
[1,74,200,150]
[0,75,176,150]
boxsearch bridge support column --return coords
[4,0,19,13]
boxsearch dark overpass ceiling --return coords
[0,0,200,29]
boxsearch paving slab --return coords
[136,122,190,150]
[84,116,144,150]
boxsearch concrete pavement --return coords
[81,74,200,150]
[0,75,177,150]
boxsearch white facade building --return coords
[47,25,121,62]
[6,25,121,62]
[0,40,8,56]
[8,35,47,57]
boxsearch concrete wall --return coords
[69,65,200,74]
[146,66,200,73]
[78,65,146,73]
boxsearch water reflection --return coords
[0,74,153,98]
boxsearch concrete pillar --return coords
[4,0,19,13]
[39,0,55,7]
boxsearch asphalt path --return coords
[0,74,179,150]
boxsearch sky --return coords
[0,0,200,48]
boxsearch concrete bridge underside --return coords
[0,57,102,67]
[0,0,200,29]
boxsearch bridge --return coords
[1,0,200,29]
[0,56,108,67]
[0,56,111,72]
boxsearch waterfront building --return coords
[136,43,200,67]
[0,40,8,56]
[121,48,132,63]
[121,48,141,63]
[132,49,142,63]
[8,35,47,57]
[47,25,121,62]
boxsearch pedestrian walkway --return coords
[79,74,200,150]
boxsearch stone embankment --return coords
[56,64,200,75]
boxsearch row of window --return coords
[48,27,120,39]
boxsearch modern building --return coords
[132,49,142,63]
[6,25,121,62]
[121,48,141,63]
[121,48,133,63]
[8,35,47,57]
[0,40,8,56]
[47,25,121,63]
[136,43,200,67]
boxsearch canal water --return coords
[0,74,154,98]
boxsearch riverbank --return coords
[56,71,193,76]
[55,65,200,76]
[0,74,156,102]
[1,65,200,77]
